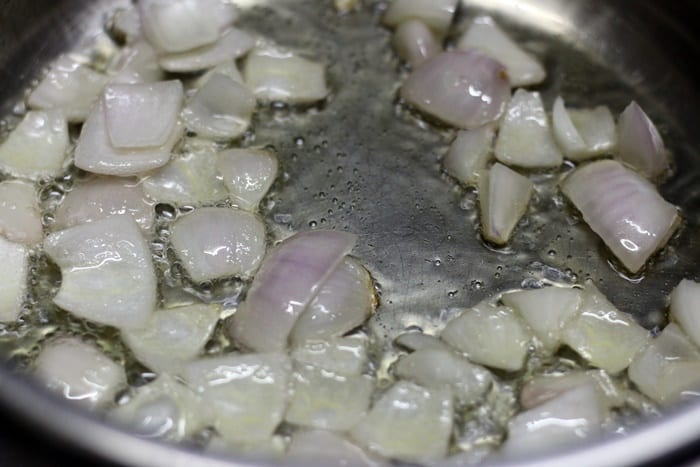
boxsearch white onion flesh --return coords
[552,97,617,160]
[382,0,457,35]
[617,101,668,179]
[229,230,356,352]
[401,51,510,130]
[436,448,494,467]
[170,207,266,283]
[392,20,440,67]
[0,236,28,322]
[290,335,368,376]
[441,302,531,371]
[159,28,255,73]
[193,61,245,89]
[520,370,625,412]
[394,348,492,406]
[184,353,291,443]
[103,81,183,149]
[111,7,142,44]
[288,430,387,467]
[478,162,533,245]
[457,16,545,87]
[27,55,108,122]
[121,304,220,372]
[552,96,587,157]
[0,180,42,244]
[494,89,563,168]
[286,364,374,431]
[54,177,155,232]
[244,47,329,104]
[350,381,453,462]
[181,73,255,140]
[0,110,68,180]
[394,332,449,352]
[670,279,700,348]
[216,148,279,211]
[501,286,582,351]
[561,285,649,373]
[207,435,286,461]
[43,215,157,330]
[443,124,495,186]
[561,159,680,273]
[35,337,126,409]
[108,41,164,84]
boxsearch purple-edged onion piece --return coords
[617,101,669,179]
[400,50,510,130]
[561,159,680,273]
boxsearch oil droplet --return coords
[294,136,305,146]
[448,290,457,297]
[548,250,556,257]
[309,220,318,228]
[470,280,483,290]
[434,259,441,267]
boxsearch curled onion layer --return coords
[108,41,164,84]
[0,236,28,322]
[392,20,440,67]
[520,370,625,412]
[617,101,668,179]
[442,123,495,186]
[216,148,279,211]
[0,180,42,245]
[382,0,457,35]
[159,28,255,73]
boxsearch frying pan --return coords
[1,0,700,465]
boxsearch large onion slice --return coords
[401,51,510,130]
[670,279,700,348]
[288,430,387,467]
[216,148,279,211]
[0,236,28,322]
[617,101,668,179]
[392,20,440,67]
[159,28,255,73]
[382,0,457,35]
[442,124,495,186]
[0,180,42,244]
[561,159,680,273]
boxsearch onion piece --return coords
[44,215,157,330]
[350,381,453,462]
[184,353,291,443]
[0,236,28,322]
[207,436,286,461]
[520,370,625,411]
[617,101,668,179]
[54,177,155,233]
[478,162,533,245]
[670,279,700,348]
[400,51,510,130]
[288,430,387,467]
[216,148,279,211]
[567,106,617,158]
[395,348,492,406]
[0,180,42,244]
[392,20,440,67]
[229,230,356,352]
[35,337,126,409]
[501,286,582,351]
[494,89,563,168]
[27,56,108,122]
[121,304,220,373]
[170,207,266,283]
[0,111,68,180]
[110,7,142,44]
[561,159,680,273]
[181,73,255,140]
[286,364,374,431]
[103,81,183,149]
[244,47,329,104]
[159,28,255,73]
[382,0,457,35]
[443,124,495,186]
[394,332,450,352]
[193,61,245,89]
[291,335,368,376]
[561,285,650,373]
[552,96,587,157]
[108,41,164,84]
[457,16,545,87]
[290,257,374,345]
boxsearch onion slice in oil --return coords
[392,20,440,67]
[617,100,669,179]
[0,180,42,245]
[0,236,28,322]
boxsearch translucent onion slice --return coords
[392,20,440,67]
[103,80,183,149]
[27,56,108,122]
[229,230,356,352]
[501,286,582,351]
[670,279,700,348]
[288,430,387,467]
[443,124,495,186]
[0,111,68,180]
[193,61,245,89]
[181,73,255,140]
[184,353,291,443]
[561,285,650,373]
[35,337,126,409]
[0,236,28,322]
[0,180,42,244]
[552,97,618,161]
[216,148,279,211]
[108,41,164,84]
[457,16,545,87]
[110,7,141,44]
[207,436,286,461]
[629,322,700,405]
[520,370,625,412]
[159,28,255,73]
[121,304,220,373]
[552,96,587,157]
[291,335,368,376]
[54,177,155,232]
[400,51,510,130]
[290,257,374,345]
[382,0,457,35]
[394,332,450,352]
[170,207,265,283]
[617,101,668,179]
[494,89,563,168]
[244,47,329,104]
[561,159,680,273]
[44,215,157,330]
[350,381,453,462]
[441,302,531,371]
[395,348,492,406]
[478,162,533,245]
[286,364,374,431]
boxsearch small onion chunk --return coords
[617,101,668,179]
[108,41,164,84]
[159,28,255,73]
[288,430,387,467]
[401,51,510,130]
[291,336,368,377]
[382,0,457,35]
[443,124,495,186]
[552,97,617,161]
[394,332,450,352]
[193,61,245,88]
[170,207,266,283]
[670,279,700,348]
[0,180,42,244]
[216,148,279,211]
[392,20,440,67]
[520,370,625,411]
[0,236,28,322]
[561,159,680,273]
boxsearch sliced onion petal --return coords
[382,0,457,35]
[0,236,28,322]
[670,279,700,348]
[392,20,440,67]
[617,101,668,179]
[568,105,617,159]
[288,430,387,467]
[0,180,42,244]
[159,28,255,73]
[216,148,278,211]
[552,96,587,158]
[443,123,495,186]
[207,436,286,461]
[520,369,625,411]
[193,61,245,89]
[291,335,368,376]
[108,41,164,84]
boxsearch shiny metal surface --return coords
[1,0,700,465]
